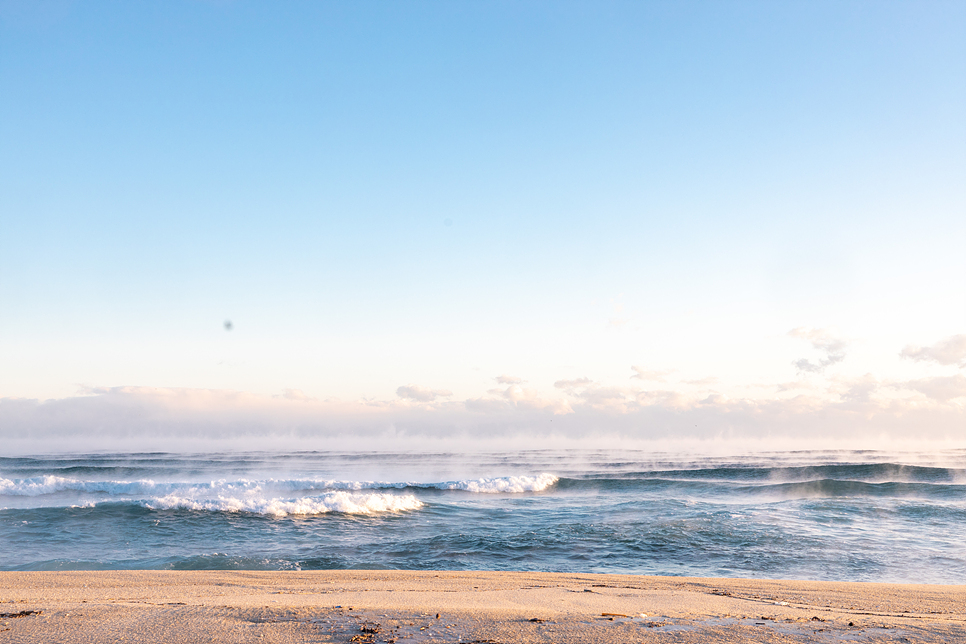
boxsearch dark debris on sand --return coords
[0,610,42,619]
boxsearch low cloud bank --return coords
[2,380,963,454]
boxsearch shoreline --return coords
[2,570,964,642]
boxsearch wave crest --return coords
[143,491,422,517]
[436,473,558,493]
[0,473,560,497]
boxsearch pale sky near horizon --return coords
[1,1,964,446]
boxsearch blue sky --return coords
[1,1,964,448]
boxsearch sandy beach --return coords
[1,570,963,643]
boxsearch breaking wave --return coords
[0,473,558,499]
[141,491,422,516]
[432,473,558,493]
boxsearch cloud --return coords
[465,384,571,415]
[630,366,670,382]
[550,378,641,412]
[839,373,879,404]
[683,377,718,386]
[2,377,965,454]
[554,377,593,390]
[395,385,452,402]
[900,334,966,368]
[276,389,316,402]
[574,385,634,411]
[789,327,848,373]
[775,380,813,393]
[699,393,727,405]
[635,389,690,408]
[495,375,523,385]
[899,375,966,402]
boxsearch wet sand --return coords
[1,570,964,643]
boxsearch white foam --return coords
[0,473,559,497]
[143,491,422,517]
[0,476,264,497]
[435,473,559,493]
[0,476,423,515]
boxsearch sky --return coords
[1,0,964,450]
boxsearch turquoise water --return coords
[1,450,964,583]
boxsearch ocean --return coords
[1,450,964,583]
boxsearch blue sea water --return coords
[1,450,964,583]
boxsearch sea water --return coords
[1,450,964,583]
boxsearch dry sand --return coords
[1,570,964,643]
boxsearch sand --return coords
[1,570,964,643]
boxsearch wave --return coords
[585,463,966,484]
[552,476,966,501]
[0,473,558,498]
[0,476,261,497]
[8,462,964,505]
[739,478,966,500]
[429,473,558,493]
[141,491,422,516]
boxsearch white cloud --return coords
[900,334,966,368]
[775,381,813,393]
[277,388,316,402]
[396,384,452,402]
[574,385,635,411]
[683,377,718,386]
[495,375,523,385]
[789,327,848,373]
[838,373,879,404]
[630,366,670,382]
[899,375,966,402]
[465,384,571,415]
[550,378,640,412]
[554,377,593,390]
[635,389,690,408]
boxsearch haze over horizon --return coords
[2,1,964,450]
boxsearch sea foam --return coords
[433,473,558,493]
[142,491,422,517]
[0,473,559,497]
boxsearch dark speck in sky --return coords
[224,320,233,331]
